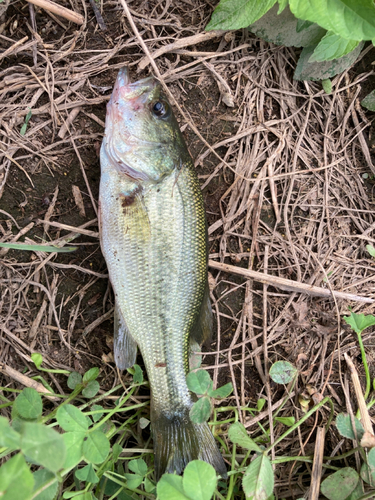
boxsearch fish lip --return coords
[114,68,158,93]
[116,67,130,86]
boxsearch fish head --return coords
[102,68,190,183]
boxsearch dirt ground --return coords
[1,0,375,497]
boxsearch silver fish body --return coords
[99,69,226,479]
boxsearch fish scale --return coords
[99,68,227,479]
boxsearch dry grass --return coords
[1,0,375,496]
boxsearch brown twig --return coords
[208,260,374,303]
[309,427,325,500]
[0,362,59,400]
[25,0,84,25]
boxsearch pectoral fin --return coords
[119,187,150,241]
[190,281,213,346]
[114,303,138,370]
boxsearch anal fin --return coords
[190,281,213,346]
[114,303,137,370]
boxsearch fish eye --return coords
[152,100,170,118]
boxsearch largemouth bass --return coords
[99,68,226,480]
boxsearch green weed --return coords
[206,0,375,104]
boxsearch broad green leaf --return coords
[62,431,85,469]
[186,370,212,395]
[362,91,375,111]
[208,382,233,399]
[183,460,217,500]
[139,417,150,429]
[296,19,315,32]
[360,462,374,485]
[322,79,333,94]
[124,473,143,490]
[294,42,364,81]
[277,0,288,14]
[67,371,82,390]
[99,474,127,497]
[0,242,77,252]
[128,458,148,476]
[145,477,156,493]
[366,244,375,256]
[321,467,359,500]
[56,405,88,432]
[189,397,212,424]
[0,416,21,448]
[14,388,43,420]
[249,4,325,47]
[31,353,43,369]
[362,447,375,485]
[309,32,359,62]
[274,416,295,426]
[75,464,99,484]
[20,422,66,472]
[206,0,277,31]
[133,364,143,384]
[64,493,94,500]
[90,404,104,422]
[336,413,364,440]
[243,454,274,500]
[269,361,297,384]
[83,367,100,383]
[290,0,375,41]
[257,398,266,411]
[346,481,364,500]
[112,443,122,461]
[32,469,58,500]
[157,474,190,500]
[0,453,34,500]
[82,380,100,398]
[82,431,110,464]
[228,422,262,452]
[344,312,375,333]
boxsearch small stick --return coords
[0,362,59,400]
[309,427,325,500]
[88,0,107,31]
[58,106,82,139]
[344,353,374,436]
[0,36,29,61]
[36,218,99,238]
[43,185,59,233]
[137,30,225,71]
[208,260,374,303]
[25,0,84,25]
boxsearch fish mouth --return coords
[112,67,158,99]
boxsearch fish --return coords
[99,68,227,480]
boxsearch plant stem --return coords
[357,330,371,400]
[225,443,236,500]
[265,397,333,454]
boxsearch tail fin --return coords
[152,409,227,480]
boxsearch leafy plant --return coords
[186,369,233,423]
[206,0,375,90]
[0,363,150,500]
[344,312,375,401]
[20,108,32,136]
